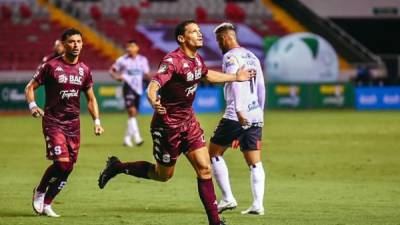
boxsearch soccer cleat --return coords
[32,187,45,214]
[123,137,133,147]
[217,199,237,213]
[240,206,265,215]
[42,204,60,217]
[136,140,144,147]
[98,156,121,189]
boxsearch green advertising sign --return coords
[0,83,28,110]
[267,83,354,109]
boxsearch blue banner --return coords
[355,87,400,110]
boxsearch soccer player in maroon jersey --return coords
[98,20,254,225]
[25,28,104,217]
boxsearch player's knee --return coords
[55,161,74,174]
[197,164,212,179]
[155,173,173,182]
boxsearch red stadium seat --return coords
[195,7,207,23]
[19,4,32,19]
[225,3,246,23]
[90,5,102,21]
[1,5,12,21]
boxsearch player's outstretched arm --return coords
[108,66,124,82]
[25,79,44,118]
[147,80,166,115]
[84,87,104,136]
[206,67,256,83]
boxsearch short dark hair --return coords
[127,39,137,44]
[174,20,196,44]
[61,28,82,41]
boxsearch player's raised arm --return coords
[84,87,104,136]
[147,80,166,115]
[205,67,255,83]
[25,79,44,118]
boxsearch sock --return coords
[43,162,74,205]
[250,162,265,209]
[37,164,58,193]
[211,156,235,202]
[128,117,142,144]
[197,178,220,225]
[114,161,154,179]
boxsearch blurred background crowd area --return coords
[1,0,399,111]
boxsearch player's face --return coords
[182,23,203,49]
[126,43,139,56]
[216,33,228,53]
[63,34,83,57]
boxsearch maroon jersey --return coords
[151,48,208,129]
[42,52,61,64]
[33,56,93,135]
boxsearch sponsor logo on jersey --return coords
[69,75,83,85]
[60,89,79,99]
[58,74,68,83]
[55,66,64,72]
[248,101,259,111]
[185,83,198,97]
[78,67,84,76]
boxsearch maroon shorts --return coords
[43,126,80,163]
[151,118,206,166]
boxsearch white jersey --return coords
[112,54,150,95]
[222,47,266,125]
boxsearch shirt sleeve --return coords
[151,58,175,87]
[82,69,94,91]
[223,54,240,74]
[111,58,123,72]
[257,66,266,110]
[143,57,150,74]
[32,63,50,85]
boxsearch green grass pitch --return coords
[0,111,399,225]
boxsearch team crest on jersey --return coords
[55,66,64,72]
[194,68,202,80]
[186,72,194,81]
[78,67,84,76]
[58,74,68,83]
[158,63,168,73]
[225,56,238,68]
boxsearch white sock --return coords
[250,162,265,209]
[128,117,142,144]
[211,156,235,202]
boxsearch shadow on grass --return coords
[0,210,37,218]
[100,206,199,215]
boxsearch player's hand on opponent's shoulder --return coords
[30,106,44,118]
[94,124,104,136]
[150,97,166,115]
[236,65,256,82]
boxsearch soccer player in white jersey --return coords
[109,40,150,147]
[209,23,266,215]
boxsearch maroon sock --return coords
[43,162,73,205]
[197,178,220,225]
[115,161,154,179]
[37,164,58,193]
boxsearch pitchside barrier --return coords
[0,83,224,114]
[1,83,399,112]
